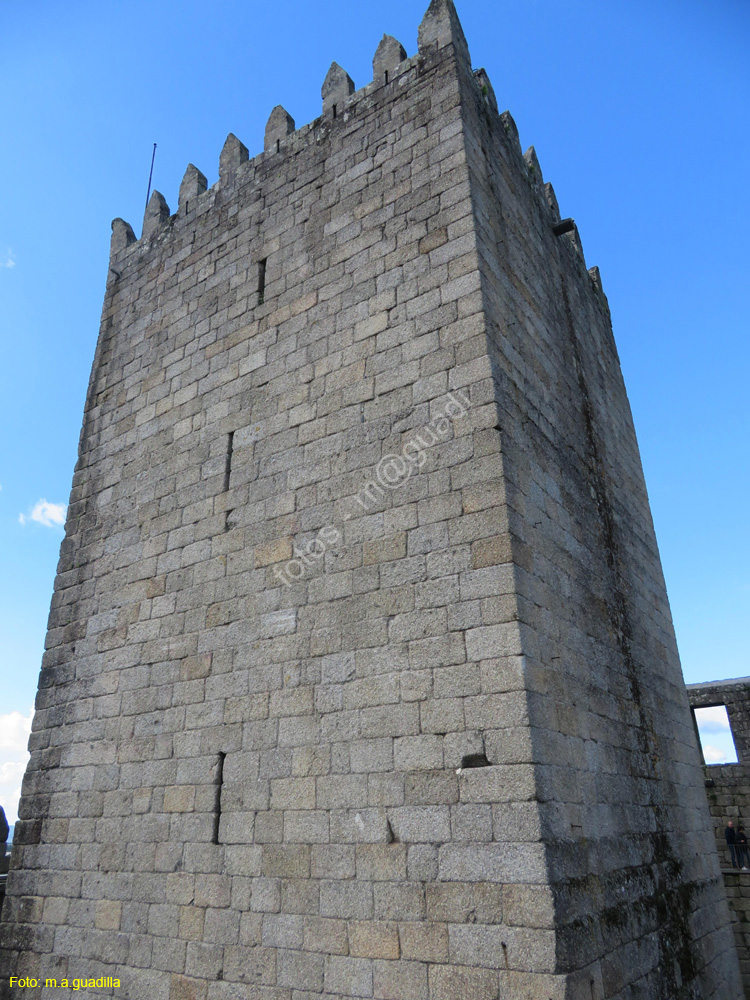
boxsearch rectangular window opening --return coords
[332,104,337,119]
[257,258,267,305]
[384,70,389,84]
[212,751,226,845]
[693,704,739,765]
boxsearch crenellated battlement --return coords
[108,43,422,264]
[109,0,601,297]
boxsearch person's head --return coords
[740,826,745,833]
[728,820,735,827]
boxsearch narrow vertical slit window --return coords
[332,104,337,119]
[224,431,234,492]
[257,258,267,306]
[276,138,280,153]
[384,70,389,84]
[693,705,739,764]
[212,751,226,845]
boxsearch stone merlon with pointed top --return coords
[321,61,354,115]
[219,132,249,182]
[473,67,497,114]
[523,145,543,187]
[500,108,521,151]
[544,181,560,221]
[142,190,169,239]
[179,163,207,213]
[110,218,136,256]
[264,105,295,152]
[418,0,470,63]
[372,34,407,79]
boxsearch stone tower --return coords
[1,2,741,997]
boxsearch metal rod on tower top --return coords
[145,143,157,212]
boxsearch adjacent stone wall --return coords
[721,873,750,997]
[688,677,750,996]
[1,2,742,998]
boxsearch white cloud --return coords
[0,707,33,825]
[1,249,16,269]
[18,499,67,528]
[31,500,66,526]
[694,705,732,734]
[702,744,728,764]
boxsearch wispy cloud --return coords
[1,249,16,269]
[19,499,67,528]
[702,745,728,764]
[31,500,66,526]
[0,707,33,825]
[694,705,732,734]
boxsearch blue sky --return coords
[1,0,748,820]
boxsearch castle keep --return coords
[1,2,742,997]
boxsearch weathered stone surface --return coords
[473,68,497,115]
[373,34,407,80]
[0,1,742,998]
[218,132,248,182]
[110,217,136,255]
[178,163,207,214]
[321,61,354,116]
[142,189,169,238]
[544,180,560,221]
[522,144,543,188]
[418,0,470,63]
[264,105,295,153]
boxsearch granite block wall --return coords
[1,2,741,998]
[456,28,741,997]
[688,678,750,997]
